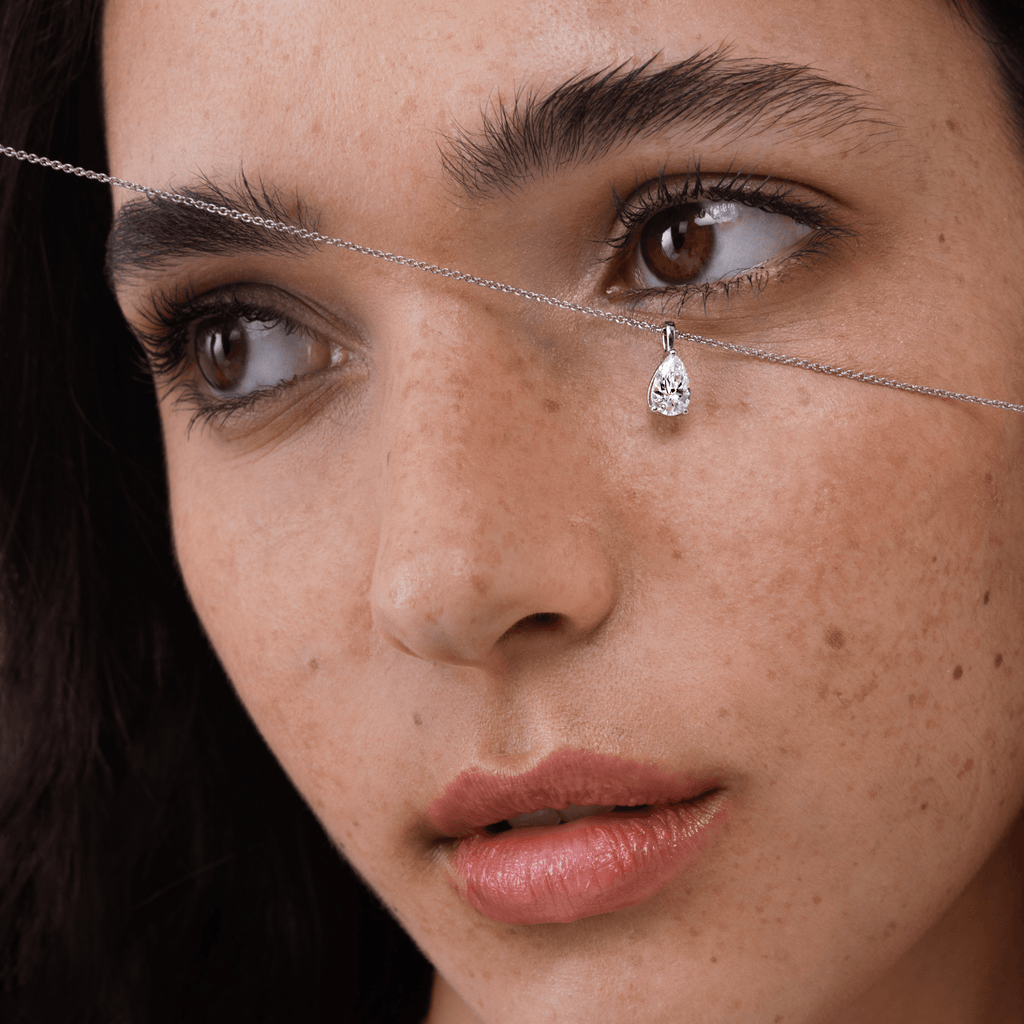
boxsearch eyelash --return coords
[603,166,854,312]
[135,287,313,433]
[137,168,854,429]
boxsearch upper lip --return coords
[427,748,722,839]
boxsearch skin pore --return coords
[103,0,1024,1021]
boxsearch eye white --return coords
[197,318,335,397]
[635,202,813,290]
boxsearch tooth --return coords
[559,804,615,822]
[507,807,561,829]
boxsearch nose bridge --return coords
[369,301,615,668]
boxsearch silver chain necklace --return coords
[5,143,1022,416]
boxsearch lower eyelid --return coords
[176,352,362,438]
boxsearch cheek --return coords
[167,443,386,792]
[688,410,1024,863]
[615,394,1024,752]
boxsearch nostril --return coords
[500,612,563,641]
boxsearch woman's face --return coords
[104,0,1024,1020]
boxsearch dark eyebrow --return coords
[107,49,890,285]
[442,49,895,199]
[106,173,320,287]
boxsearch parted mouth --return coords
[487,802,632,832]
[427,748,723,840]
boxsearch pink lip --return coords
[428,750,727,925]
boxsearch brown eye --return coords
[194,316,335,397]
[620,197,814,295]
[197,321,248,392]
[639,204,715,286]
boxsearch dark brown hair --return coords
[0,3,431,1021]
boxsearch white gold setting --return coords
[648,322,691,416]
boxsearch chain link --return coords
[4,143,1023,414]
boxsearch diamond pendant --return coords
[648,322,690,416]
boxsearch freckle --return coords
[824,626,845,650]
[543,398,561,413]
[710,956,718,963]
[984,591,991,605]
[953,665,963,679]
[921,802,928,810]
[672,550,682,560]
[775,1017,784,1023]
[717,707,729,717]
[938,233,945,243]
[957,758,974,778]
[413,712,423,726]
[946,118,958,132]
[307,658,319,671]
[817,683,829,701]
[995,653,1003,667]
[812,895,822,904]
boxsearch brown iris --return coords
[196,321,248,392]
[638,204,715,285]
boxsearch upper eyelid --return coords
[135,281,345,349]
[139,282,306,334]
[602,170,843,250]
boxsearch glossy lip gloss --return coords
[428,749,728,926]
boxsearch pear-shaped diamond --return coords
[648,350,690,416]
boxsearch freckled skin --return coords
[825,626,846,651]
[104,0,1024,1021]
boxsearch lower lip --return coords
[449,793,726,925]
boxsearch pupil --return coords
[640,204,715,285]
[197,321,248,392]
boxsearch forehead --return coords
[101,0,1002,201]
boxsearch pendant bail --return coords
[662,321,676,354]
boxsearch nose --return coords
[369,306,617,670]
